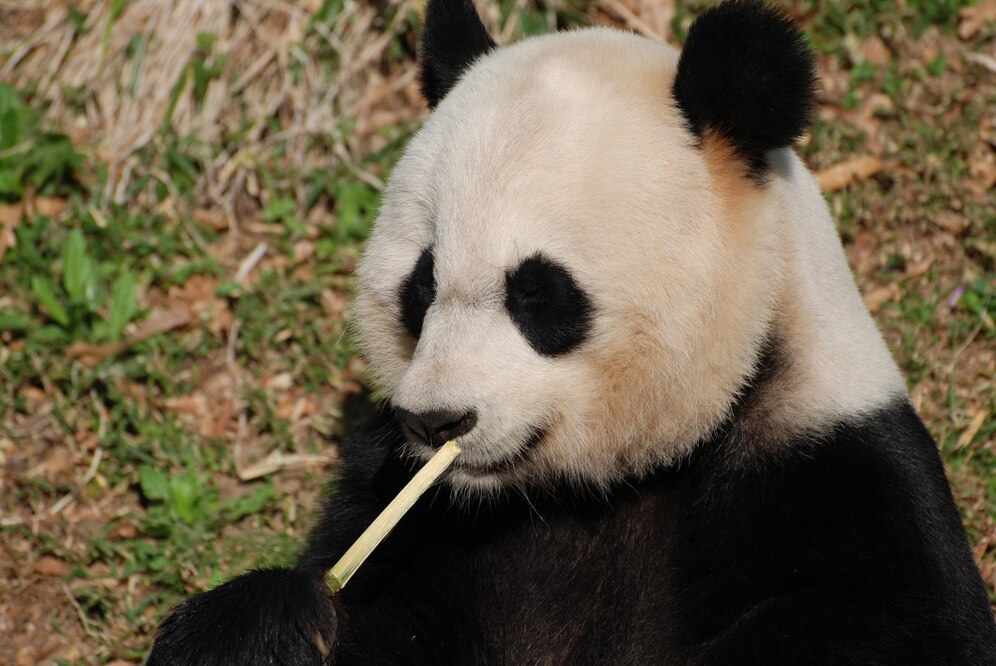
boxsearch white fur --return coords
[352,28,905,494]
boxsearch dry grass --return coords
[1,0,423,225]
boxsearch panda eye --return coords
[514,283,550,305]
[398,248,436,340]
[505,254,593,356]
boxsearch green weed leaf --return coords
[139,465,170,502]
[207,569,227,590]
[0,311,32,331]
[28,133,84,192]
[30,276,69,327]
[29,325,67,344]
[334,181,377,243]
[169,474,199,524]
[221,482,274,522]
[0,169,20,197]
[0,84,19,116]
[263,197,307,235]
[62,228,97,304]
[109,270,137,341]
[0,106,26,150]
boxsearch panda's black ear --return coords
[420,0,497,108]
[672,0,817,180]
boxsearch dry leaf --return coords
[236,451,332,481]
[163,394,221,436]
[959,0,996,40]
[163,394,210,419]
[33,196,68,217]
[234,242,268,285]
[0,201,23,262]
[16,646,33,666]
[243,222,285,236]
[131,305,191,340]
[168,274,217,303]
[292,265,315,283]
[862,36,890,66]
[815,155,885,191]
[275,395,318,422]
[163,368,236,436]
[264,372,294,392]
[863,284,899,313]
[955,409,989,450]
[113,521,138,539]
[21,386,46,408]
[201,369,236,396]
[66,341,128,365]
[966,149,996,193]
[935,212,967,235]
[622,0,675,41]
[293,240,315,262]
[193,209,229,230]
[320,288,347,320]
[43,448,73,481]
[1,202,24,226]
[209,400,235,438]
[33,555,70,577]
[166,277,230,336]
[201,297,233,338]
[902,256,936,280]
[67,306,191,364]
[964,51,996,74]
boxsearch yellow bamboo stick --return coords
[327,440,462,592]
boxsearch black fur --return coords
[147,567,337,665]
[420,0,497,107]
[505,253,594,356]
[398,247,436,340]
[672,0,817,180]
[150,388,996,664]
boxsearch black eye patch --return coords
[399,248,436,340]
[505,254,593,356]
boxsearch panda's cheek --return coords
[348,288,414,396]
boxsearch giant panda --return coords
[148,1,996,663]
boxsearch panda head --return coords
[353,1,890,495]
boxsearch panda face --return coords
[352,1,911,495]
[354,30,785,493]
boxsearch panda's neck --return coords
[735,152,906,445]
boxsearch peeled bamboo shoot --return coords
[327,440,461,592]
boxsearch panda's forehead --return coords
[412,30,684,183]
[373,29,711,296]
[427,199,567,301]
[403,156,580,293]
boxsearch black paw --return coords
[148,567,337,666]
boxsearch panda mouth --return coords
[453,426,547,477]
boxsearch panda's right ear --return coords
[672,0,817,182]
[420,0,497,108]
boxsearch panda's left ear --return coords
[672,0,817,180]
[420,0,497,108]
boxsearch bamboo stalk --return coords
[327,440,461,592]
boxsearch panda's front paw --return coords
[148,567,337,666]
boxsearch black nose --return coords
[395,408,478,448]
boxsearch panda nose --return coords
[395,408,478,448]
